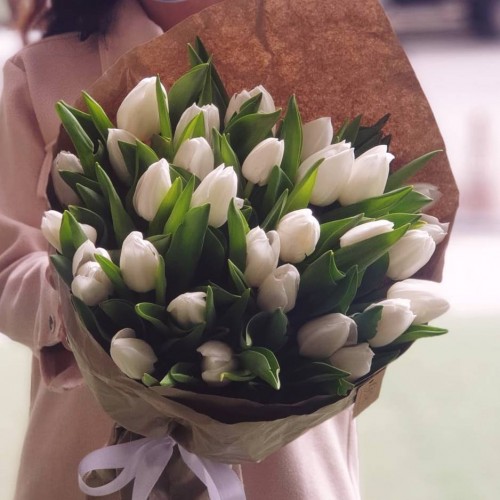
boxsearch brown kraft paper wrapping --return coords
[58,0,459,497]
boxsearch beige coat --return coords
[0,1,360,498]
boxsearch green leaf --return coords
[146,234,172,255]
[318,186,413,222]
[135,302,169,334]
[155,255,166,306]
[284,159,321,213]
[218,289,251,349]
[60,104,100,143]
[226,110,282,161]
[227,199,249,271]
[220,371,256,383]
[59,210,90,259]
[338,115,362,144]
[68,206,108,247]
[95,163,135,245]
[226,93,263,127]
[246,309,288,351]
[261,189,288,231]
[50,254,73,287]
[204,285,216,328]
[308,215,364,261]
[239,347,281,390]
[159,372,175,387]
[71,296,112,343]
[382,213,421,229]
[288,361,350,384]
[82,91,114,141]
[118,141,138,184]
[334,224,410,272]
[151,134,174,162]
[196,227,227,283]
[385,150,441,192]
[390,189,433,213]
[55,101,96,177]
[164,204,210,294]
[58,171,101,196]
[94,254,133,300]
[169,362,199,384]
[163,176,195,235]
[213,131,242,180]
[385,324,448,347]
[156,75,172,140]
[76,184,108,216]
[148,177,183,235]
[227,259,250,295]
[279,95,303,180]
[353,306,383,342]
[261,165,294,216]
[174,112,206,151]
[99,299,143,332]
[354,114,390,151]
[168,63,210,127]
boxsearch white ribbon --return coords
[78,436,246,500]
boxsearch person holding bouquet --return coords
[0,1,362,499]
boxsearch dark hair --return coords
[18,0,122,42]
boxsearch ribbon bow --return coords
[78,436,246,500]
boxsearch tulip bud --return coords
[167,292,207,329]
[244,228,280,287]
[419,214,449,244]
[197,341,238,385]
[387,278,450,324]
[338,145,394,206]
[110,328,158,380]
[257,264,300,313]
[51,151,84,206]
[276,209,320,263]
[173,137,215,180]
[329,343,374,382]
[297,313,357,359]
[339,220,394,248]
[387,229,436,280]
[116,77,167,141]
[71,261,113,306]
[41,210,97,253]
[300,117,334,161]
[366,298,416,348]
[107,128,137,184]
[133,159,172,221]
[72,240,111,276]
[242,138,285,186]
[191,164,238,228]
[412,183,442,211]
[224,85,276,125]
[120,231,160,292]
[297,142,354,206]
[174,103,220,146]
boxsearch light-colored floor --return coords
[1,7,500,500]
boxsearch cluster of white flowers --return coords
[44,76,450,388]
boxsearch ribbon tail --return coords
[179,446,246,500]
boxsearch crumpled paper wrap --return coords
[60,0,459,496]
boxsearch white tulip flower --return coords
[72,240,111,276]
[419,214,449,244]
[339,220,394,248]
[297,141,354,206]
[71,261,113,306]
[110,328,158,380]
[41,210,97,253]
[173,137,214,180]
[197,341,237,385]
[116,77,167,141]
[387,279,450,324]
[242,138,285,186]
[167,292,207,329]
[339,145,394,206]
[51,151,84,206]
[107,128,137,184]
[244,227,280,287]
[366,298,416,348]
[224,85,276,125]
[387,229,436,280]
[297,313,358,359]
[257,264,300,313]
[301,117,334,161]
[190,164,238,228]
[120,231,160,293]
[174,103,220,146]
[133,159,172,221]
[276,209,320,263]
[329,343,375,382]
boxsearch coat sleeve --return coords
[0,57,82,391]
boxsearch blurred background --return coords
[0,1,499,499]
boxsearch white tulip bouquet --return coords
[43,38,450,498]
